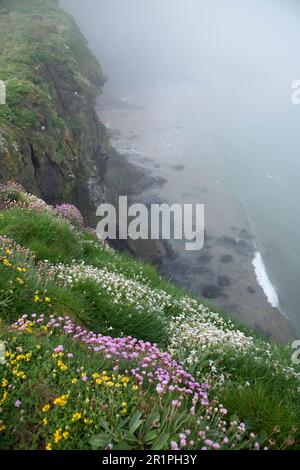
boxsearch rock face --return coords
[0,0,111,222]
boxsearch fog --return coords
[61,0,300,86]
[60,0,300,333]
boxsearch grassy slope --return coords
[0,185,299,450]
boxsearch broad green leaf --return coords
[114,442,132,450]
[129,411,143,435]
[145,429,158,443]
[89,433,110,450]
[152,432,170,450]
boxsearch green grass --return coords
[0,208,83,263]
[0,193,299,449]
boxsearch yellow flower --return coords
[25,353,32,362]
[16,371,26,379]
[57,360,68,371]
[71,412,82,422]
[16,277,24,285]
[63,431,69,440]
[106,381,114,387]
[0,423,6,433]
[1,379,8,388]
[121,376,129,384]
[45,443,52,450]
[121,409,127,415]
[45,297,51,303]
[132,385,138,391]
[5,249,11,255]
[71,378,78,384]
[43,418,48,426]
[42,404,50,413]
[3,258,12,267]
[84,418,93,425]
[53,394,69,407]
[0,391,8,405]
[121,402,127,408]
[54,428,63,444]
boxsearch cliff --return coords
[0,0,114,220]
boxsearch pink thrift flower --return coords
[170,441,179,450]
[54,345,64,354]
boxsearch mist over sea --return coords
[61,0,300,334]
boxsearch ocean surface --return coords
[97,82,300,335]
[61,0,300,335]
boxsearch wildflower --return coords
[171,441,179,450]
[42,404,50,412]
[53,345,64,354]
[84,418,93,425]
[53,394,69,407]
[45,443,52,450]
[43,418,48,426]
[180,439,186,448]
[14,400,22,408]
[54,428,63,444]
[71,412,82,422]
[0,423,6,433]
[71,378,78,384]
[1,379,8,388]
[212,443,221,450]
[0,391,8,405]
[57,360,68,371]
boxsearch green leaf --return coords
[114,442,132,450]
[89,433,110,450]
[152,432,170,450]
[98,418,110,432]
[145,429,158,443]
[129,411,143,435]
[145,410,160,429]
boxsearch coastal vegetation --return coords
[0,0,299,452]
[0,183,299,450]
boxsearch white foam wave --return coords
[252,252,279,308]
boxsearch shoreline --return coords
[97,88,295,344]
